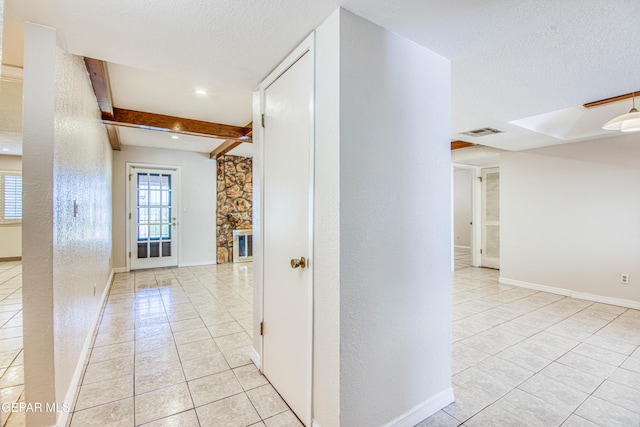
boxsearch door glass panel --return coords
[137,243,148,259]
[149,242,160,257]
[138,225,148,240]
[162,242,171,256]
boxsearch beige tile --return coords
[214,332,252,352]
[89,341,135,363]
[4,410,26,427]
[585,334,637,356]
[557,352,618,378]
[196,393,260,427]
[177,339,220,363]
[70,398,133,427]
[142,409,200,427]
[621,355,640,373]
[208,321,244,338]
[171,317,206,332]
[263,410,304,427]
[75,374,133,411]
[94,328,135,347]
[572,342,628,366]
[489,389,571,427]
[560,414,601,427]
[221,345,254,369]
[608,367,640,392]
[233,364,269,391]
[246,384,289,419]
[518,374,589,411]
[593,380,640,415]
[576,396,640,426]
[82,356,133,385]
[135,382,194,425]
[181,353,230,381]
[135,363,186,395]
[135,346,181,372]
[494,346,552,373]
[464,403,531,427]
[188,370,243,407]
[0,365,23,388]
[538,362,603,394]
[135,335,175,354]
[173,327,212,346]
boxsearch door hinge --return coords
[260,322,264,336]
[477,176,483,183]
[480,249,483,255]
[129,174,132,181]
[128,251,131,258]
[261,113,265,128]
[129,212,131,219]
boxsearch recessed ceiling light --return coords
[171,135,180,140]
[194,88,207,96]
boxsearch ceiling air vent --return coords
[460,127,504,137]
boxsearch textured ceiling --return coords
[3,0,640,155]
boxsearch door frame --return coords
[254,33,315,426]
[125,162,182,272]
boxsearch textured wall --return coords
[216,155,252,263]
[22,23,112,426]
[501,135,640,305]
[52,44,113,408]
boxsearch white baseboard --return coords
[250,347,261,369]
[60,269,115,427]
[113,267,127,273]
[385,387,455,427]
[454,245,471,249]
[500,277,640,310]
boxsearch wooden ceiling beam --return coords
[84,57,115,119]
[84,57,122,150]
[103,108,253,141]
[451,140,475,150]
[210,140,243,159]
[583,91,640,108]
[105,124,121,151]
[209,123,253,159]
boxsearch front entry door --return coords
[129,167,179,270]
[262,48,313,425]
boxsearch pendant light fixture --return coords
[603,92,640,132]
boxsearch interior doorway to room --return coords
[128,165,179,270]
[453,168,473,270]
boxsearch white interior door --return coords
[129,167,179,270]
[262,49,313,425]
[481,167,500,269]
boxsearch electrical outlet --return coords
[620,274,630,285]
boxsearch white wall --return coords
[0,155,22,258]
[501,134,640,307]
[22,23,113,426]
[112,145,217,269]
[313,9,453,426]
[453,168,472,247]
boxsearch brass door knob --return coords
[290,257,307,269]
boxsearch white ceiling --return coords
[2,0,640,156]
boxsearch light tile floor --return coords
[0,261,24,427]
[3,254,640,427]
[68,263,302,427]
[419,248,640,427]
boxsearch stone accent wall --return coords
[216,155,252,263]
